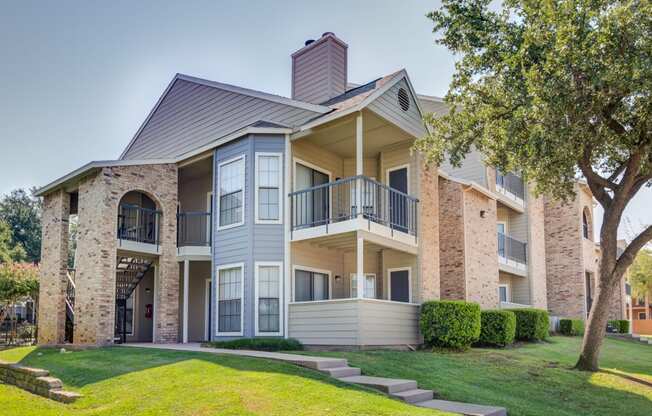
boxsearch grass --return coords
[309,336,652,416]
[0,346,447,416]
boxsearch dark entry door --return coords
[296,163,330,227]
[389,168,408,232]
[390,269,410,303]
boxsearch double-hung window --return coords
[255,153,282,223]
[255,262,282,335]
[350,274,377,298]
[217,264,243,335]
[218,156,245,229]
[294,268,329,302]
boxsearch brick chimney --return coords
[291,32,348,104]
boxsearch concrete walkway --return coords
[123,343,506,416]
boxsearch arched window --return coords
[582,208,591,240]
[117,191,160,244]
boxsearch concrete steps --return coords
[321,366,361,377]
[391,388,434,403]
[417,399,507,416]
[338,375,417,393]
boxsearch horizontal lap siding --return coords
[367,79,426,139]
[288,301,359,345]
[440,148,487,187]
[359,301,420,345]
[123,80,319,160]
[291,140,343,181]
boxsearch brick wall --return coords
[37,189,70,345]
[526,186,548,309]
[418,162,440,301]
[438,177,466,301]
[39,163,179,345]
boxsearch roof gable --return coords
[120,75,327,160]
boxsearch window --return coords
[499,285,509,303]
[256,153,282,223]
[294,161,330,227]
[640,312,647,320]
[294,268,329,301]
[218,156,245,229]
[255,263,282,335]
[217,264,243,335]
[582,210,590,239]
[350,274,377,298]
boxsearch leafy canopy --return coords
[0,262,39,302]
[0,220,26,264]
[629,248,652,297]
[0,188,42,263]
[415,0,652,200]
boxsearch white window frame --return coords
[291,264,332,302]
[254,261,284,336]
[496,221,507,234]
[255,152,283,225]
[206,192,213,243]
[216,155,246,231]
[292,158,332,222]
[499,284,510,303]
[215,262,245,336]
[387,267,412,303]
[204,278,211,340]
[350,273,377,299]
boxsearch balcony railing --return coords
[177,211,212,247]
[495,169,524,200]
[497,232,527,264]
[117,204,161,245]
[289,175,419,237]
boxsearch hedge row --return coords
[420,301,549,349]
[608,320,630,334]
[559,319,584,336]
[203,338,303,351]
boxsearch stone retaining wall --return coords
[0,360,81,403]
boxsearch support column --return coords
[284,133,292,338]
[37,189,70,345]
[182,259,189,343]
[355,112,363,215]
[357,234,364,299]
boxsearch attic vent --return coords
[398,88,410,111]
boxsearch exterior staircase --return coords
[64,269,75,343]
[114,256,153,343]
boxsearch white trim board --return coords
[387,267,412,303]
[215,262,245,337]
[254,152,283,225]
[254,261,284,337]
[291,264,333,302]
[216,154,246,231]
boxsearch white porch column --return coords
[357,235,364,299]
[182,259,189,343]
[355,112,363,215]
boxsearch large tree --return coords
[0,188,42,263]
[416,0,652,371]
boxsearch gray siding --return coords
[367,78,426,138]
[288,299,420,346]
[440,148,488,186]
[211,134,286,339]
[122,79,319,160]
[292,36,347,104]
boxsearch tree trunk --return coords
[575,276,617,371]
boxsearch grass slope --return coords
[311,336,652,416]
[0,346,446,416]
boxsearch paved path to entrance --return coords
[123,343,506,416]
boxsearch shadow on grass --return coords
[8,346,383,397]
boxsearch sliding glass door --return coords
[295,163,329,228]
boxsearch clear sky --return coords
[0,0,649,240]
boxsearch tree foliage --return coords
[629,248,652,298]
[418,0,652,371]
[0,220,26,264]
[0,188,42,263]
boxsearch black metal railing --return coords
[497,232,527,264]
[66,268,75,312]
[289,175,419,237]
[117,204,161,245]
[177,211,212,247]
[495,169,525,200]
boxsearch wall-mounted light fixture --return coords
[480,210,486,218]
[334,275,341,282]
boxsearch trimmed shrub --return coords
[559,319,584,336]
[608,320,630,334]
[509,308,549,341]
[203,338,303,351]
[478,310,516,347]
[420,300,481,349]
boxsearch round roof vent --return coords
[398,87,410,111]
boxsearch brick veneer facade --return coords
[526,187,548,309]
[417,162,440,302]
[38,163,179,345]
[438,177,499,309]
[37,189,70,345]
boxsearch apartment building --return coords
[35,32,605,348]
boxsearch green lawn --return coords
[0,346,447,416]
[310,336,652,416]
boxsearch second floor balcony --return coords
[497,231,527,274]
[117,203,161,255]
[289,175,419,246]
[177,211,212,257]
[495,169,525,207]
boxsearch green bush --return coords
[608,320,630,334]
[420,300,481,349]
[509,308,549,341]
[478,310,516,347]
[203,338,303,351]
[559,319,584,336]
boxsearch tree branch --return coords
[613,224,652,282]
[578,147,613,207]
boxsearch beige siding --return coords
[382,250,418,302]
[380,142,418,195]
[440,148,487,187]
[288,299,420,346]
[291,241,344,299]
[292,140,343,186]
[367,78,426,138]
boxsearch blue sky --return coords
[0,1,649,239]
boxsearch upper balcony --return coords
[495,169,525,210]
[289,175,418,247]
[497,231,527,276]
[177,211,212,257]
[117,202,162,255]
